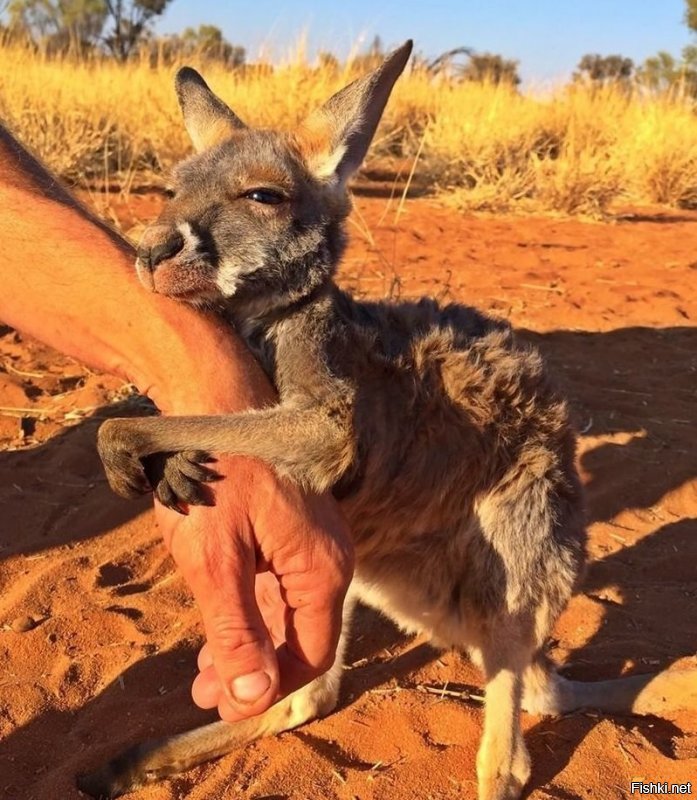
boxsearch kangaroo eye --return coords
[244,188,286,205]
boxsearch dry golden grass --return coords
[1,40,697,215]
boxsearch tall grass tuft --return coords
[1,40,697,215]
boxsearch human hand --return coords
[155,456,353,722]
[121,306,353,721]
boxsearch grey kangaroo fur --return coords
[81,41,697,800]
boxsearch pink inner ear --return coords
[189,116,241,153]
[293,42,413,182]
[177,68,246,153]
[291,114,342,181]
[294,114,334,158]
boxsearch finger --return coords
[197,642,214,671]
[194,666,283,724]
[276,641,328,698]
[171,518,280,718]
[278,599,345,696]
[195,640,332,723]
[193,572,286,713]
[278,558,351,696]
[191,664,220,709]
[201,558,279,713]
[254,571,289,648]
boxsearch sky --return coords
[153,0,694,84]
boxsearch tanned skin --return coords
[0,123,353,723]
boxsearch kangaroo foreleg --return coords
[97,404,355,503]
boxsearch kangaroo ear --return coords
[175,67,246,153]
[297,40,413,183]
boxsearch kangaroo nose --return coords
[137,231,185,270]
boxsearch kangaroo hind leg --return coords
[471,622,534,800]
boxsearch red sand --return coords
[1,193,696,799]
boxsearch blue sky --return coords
[154,0,694,83]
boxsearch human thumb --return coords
[181,534,279,719]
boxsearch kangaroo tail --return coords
[561,668,697,715]
[524,659,697,717]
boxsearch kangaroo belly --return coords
[347,508,498,648]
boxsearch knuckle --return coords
[178,540,216,581]
[208,615,264,656]
[182,532,247,578]
[324,545,355,591]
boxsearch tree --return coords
[637,46,697,95]
[147,24,245,67]
[634,3,697,96]
[102,0,171,61]
[634,2,697,95]
[686,0,697,34]
[425,47,473,77]
[574,54,634,85]
[317,50,339,75]
[460,52,520,86]
[179,24,244,66]
[7,0,107,53]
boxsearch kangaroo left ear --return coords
[296,40,413,183]
[175,67,246,153]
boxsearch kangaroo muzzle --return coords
[137,226,184,272]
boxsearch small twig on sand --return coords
[2,361,47,379]
[519,283,564,294]
[418,683,485,703]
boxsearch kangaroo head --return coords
[136,40,413,314]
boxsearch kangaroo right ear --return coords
[175,67,246,153]
[296,40,413,184]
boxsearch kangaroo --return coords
[80,41,697,800]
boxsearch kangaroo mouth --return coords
[135,257,218,302]
[135,258,156,291]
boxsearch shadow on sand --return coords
[0,324,695,797]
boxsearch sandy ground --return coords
[1,192,696,800]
